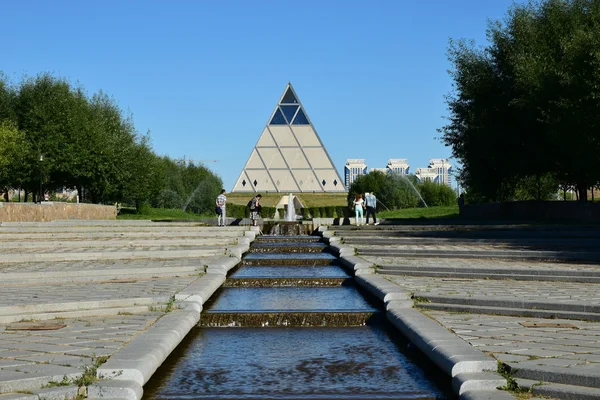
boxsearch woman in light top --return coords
[353,193,365,226]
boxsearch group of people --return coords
[215,189,262,227]
[216,189,378,227]
[352,191,379,226]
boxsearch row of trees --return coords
[348,171,457,209]
[0,73,222,212]
[440,0,600,202]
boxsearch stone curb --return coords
[96,308,199,386]
[387,306,499,378]
[354,274,411,305]
[452,372,510,397]
[87,379,142,400]
[175,273,226,305]
[206,256,241,275]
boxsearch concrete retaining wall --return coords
[461,200,600,223]
[0,202,117,222]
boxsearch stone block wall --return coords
[0,202,117,222]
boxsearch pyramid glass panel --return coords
[269,108,286,125]
[292,108,309,125]
[280,105,299,123]
[281,88,298,104]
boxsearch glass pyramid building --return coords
[231,83,346,193]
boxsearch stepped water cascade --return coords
[144,231,454,399]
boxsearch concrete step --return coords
[343,237,600,247]
[0,231,245,241]
[0,249,223,263]
[0,297,165,316]
[0,266,200,284]
[377,268,600,283]
[333,226,600,237]
[0,226,244,233]
[358,248,600,262]
[518,378,600,398]
[415,294,600,314]
[0,239,237,249]
[418,302,600,321]
[0,305,161,324]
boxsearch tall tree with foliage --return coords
[441,0,600,202]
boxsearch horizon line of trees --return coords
[440,0,600,203]
[0,72,222,213]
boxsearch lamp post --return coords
[39,154,44,203]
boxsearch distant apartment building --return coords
[415,158,452,186]
[386,159,410,175]
[344,159,367,190]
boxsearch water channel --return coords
[144,233,454,399]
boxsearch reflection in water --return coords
[144,326,451,399]
[205,287,377,312]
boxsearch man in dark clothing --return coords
[365,191,379,225]
[249,194,262,226]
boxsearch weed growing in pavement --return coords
[165,295,176,313]
[497,361,528,395]
[73,355,109,387]
[43,375,71,388]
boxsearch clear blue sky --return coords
[1,0,523,190]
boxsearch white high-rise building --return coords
[415,158,452,186]
[386,159,410,175]
[344,159,367,190]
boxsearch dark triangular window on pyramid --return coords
[292,108,309,125]
[269,107,287,125]
[281,88,298,104]
[280,105,299,123]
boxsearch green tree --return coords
[418,180,457,206]
[349,171,421,210]
[440,0,600,202]
[0,121,32,199]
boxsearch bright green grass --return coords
[378,205,459,219]
[117,207,210,220]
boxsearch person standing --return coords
[365,191,379,225]
[353,193,365,226]
[249,194,262,226]
[215,189,227,226]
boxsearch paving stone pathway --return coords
[0,221,249,398]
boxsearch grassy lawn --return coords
[378,205,459,219]
[117,207,210,220]
[225,192,348,207]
